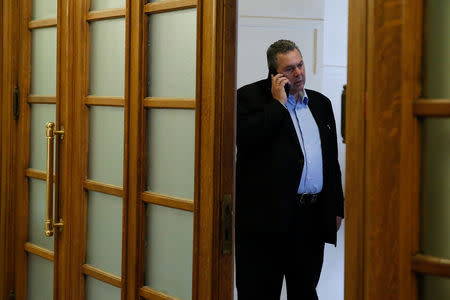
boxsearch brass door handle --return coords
[45,122,64,237]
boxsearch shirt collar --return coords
[287,89,308,106]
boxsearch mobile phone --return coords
[269,67,291,96]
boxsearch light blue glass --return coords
[31,27,57,95]
[146,109,195,199]
[85,276,121,300]
[89,19,125,96]
[28,178,54,251]
[86,191,123,276]
[145,204,193,299]
[87,106,124,186]
[27,254,53,300]
[29,104,56,171]
[32,0,57,20]
[147,9,197,97]
[90,0,126,11]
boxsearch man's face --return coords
[275,49,306,94]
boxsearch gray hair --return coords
[266,39,302,71]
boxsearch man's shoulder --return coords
[237,79,268,95]
[305,88,329,101]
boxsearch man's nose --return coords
[293,66,302,76]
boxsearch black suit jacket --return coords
[236,78,344,245]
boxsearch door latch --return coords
[221,194,233,255]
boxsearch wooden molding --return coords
[81,264,122,288]
[28,18,57,29]
[83,179,123,197]
[28,95,57,104]
[24,242,54,261]
[412,254,450,278]
[25,168,48,180]
[86,8,126,22]
[143,97,195,109]
[414,99,450,117]
[142,191,194,211]
[139,286,179,300]
[144,0,197,15]
[84,96,125,107]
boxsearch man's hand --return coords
[271,73,290,105]
[336,216,343,232]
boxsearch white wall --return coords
[235,0,348,299]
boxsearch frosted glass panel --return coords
[27,254,53,300]
[421,119,450,260]
[86,276,121,300]
[89,19,125,96]
[29,179,54,251]
[145,204,193,299]
[90,0,126,11]
[32,0,57,20]
[147,9,197,98]
[29,104,56,171]
[87,106,124,186]
[423,0,450,98]
[86,191,122,276]
[31,28,57,95]
[420,276,450,300]
[146,109,195,199]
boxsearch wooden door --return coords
[345,0,450,299]
[6,0,236,299]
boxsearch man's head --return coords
[267,39,306,94]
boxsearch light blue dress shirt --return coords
[285,91,323,194]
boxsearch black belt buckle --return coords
[298,193,318,205]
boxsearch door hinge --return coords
[9,289,15,300]
[221,194,233,255]
[13,85,19,120]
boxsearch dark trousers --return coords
[236,203,325,300]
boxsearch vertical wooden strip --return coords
[345,1,367,300]
[217,0,237,299]
[121,1,131,299]
[0,1,19,298]
[365,1,403,299]
[71,0,90,299]
[126,1,146,299]
[399,1,423,300]
[15,0,32,299]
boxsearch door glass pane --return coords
[31,27,57,95]
[420,2,450,298]
[90,0,126,11]
[89,19,125,97]
[420,118,450,260]
[87,106,124,186]
[28,178,54,251]
[27,254,53,300]
[145,204,193,299]
[29,104,56,171]
[421,0,450,259]
[86,191,122,276]
[146,109,195,199]
[86,276,121,300]
[420,275,450,300]
[32,0,57,20]
[147,9,197,98]
[423,0,450,99]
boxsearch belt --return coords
[296,193,319,205]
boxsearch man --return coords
[235,39,344,299]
